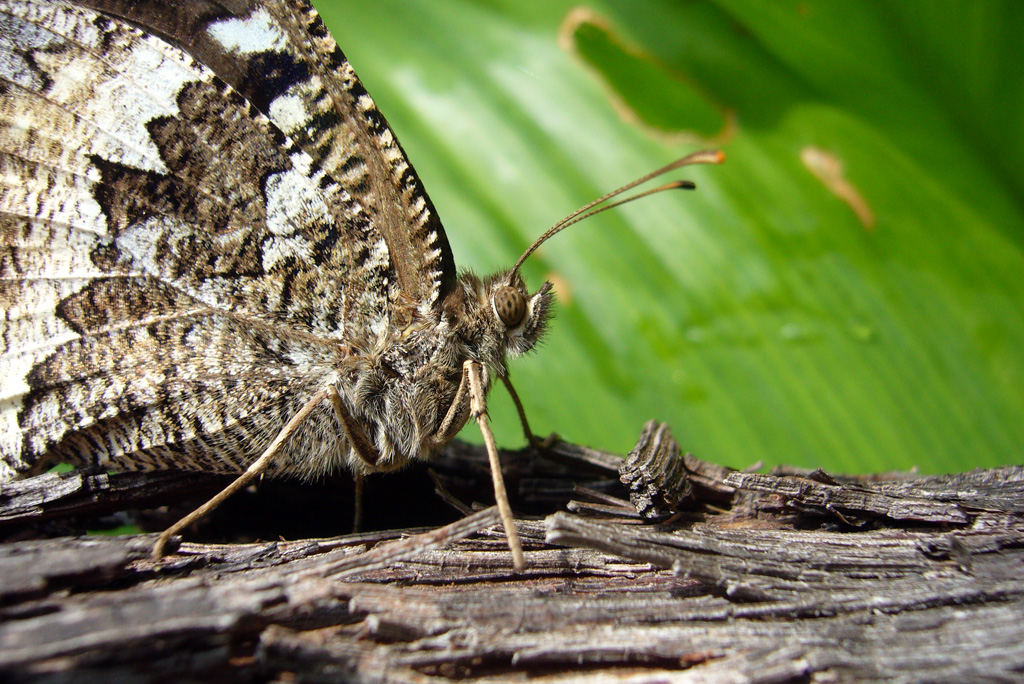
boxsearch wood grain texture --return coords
[1,425,1021,683]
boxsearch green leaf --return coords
[316,0,1024,473]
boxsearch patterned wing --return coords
[77,0,457,313]
[0,0,452,478]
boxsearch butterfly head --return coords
[444,270,552,374]
[490,272,553,357]
[450,150,724,373]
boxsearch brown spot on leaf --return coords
[558,7,732,144]
[801,147,875,230]
[545,271,572,307]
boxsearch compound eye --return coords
[494,285,526,327]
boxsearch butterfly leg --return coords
[432,363,473,444]
[465,360,526,572]
[153,384,380,559]
[352,472,365,533]
[499,374,546,449]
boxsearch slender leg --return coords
[352,472,365,533]
[325,387,383,470]
[466,360,525,572]
[154,385,381,559]
[153,386,334,559]
[500,374,542,448]
[432,363,472,444]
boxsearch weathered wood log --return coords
[1,423,1022,683]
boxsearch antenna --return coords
[510,149,725,277]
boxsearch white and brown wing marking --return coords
[0,0,456,479]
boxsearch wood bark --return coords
[1,422,1022,683]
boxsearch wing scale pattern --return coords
[0,0,456,479]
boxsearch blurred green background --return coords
[316,0,1024,474]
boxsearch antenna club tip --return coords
[677,149,726,168]
[693,149,725,164]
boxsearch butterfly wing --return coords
[78,0,458,315]
[0,0,454,478]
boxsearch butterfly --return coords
[0,0,720,568]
